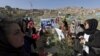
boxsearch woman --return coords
[16,18,39,56]
[80,18,99,56]
[61,20,69,37]
[0,17,29,56]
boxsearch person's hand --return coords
[80,39,85,45]
[79,36,84,39]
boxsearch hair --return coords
[85,18,98,30]
[62,20,68,30]
[0,17,18,48]
[16,18,26,33]
[0,17,17,37]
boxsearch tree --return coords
[65,14,71,19]
[5,5,15,18]
[81,6,83,9]
[5,5,12,11]
[16,8,19,10]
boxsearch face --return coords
[84,22,89,29]
[72,21,75,24]
[6,23,25,48]
[60,22,64,30]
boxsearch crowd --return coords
[0,16,100,56]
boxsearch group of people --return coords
[0,16,100,56]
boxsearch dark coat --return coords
[74,19,100,56]
[82,19,100,56]
[85,31,100,56]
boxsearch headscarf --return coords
[84,19,98,34]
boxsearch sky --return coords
[0,0,100,9]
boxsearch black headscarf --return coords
[63,20,68,30]
[84,19,98,34]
